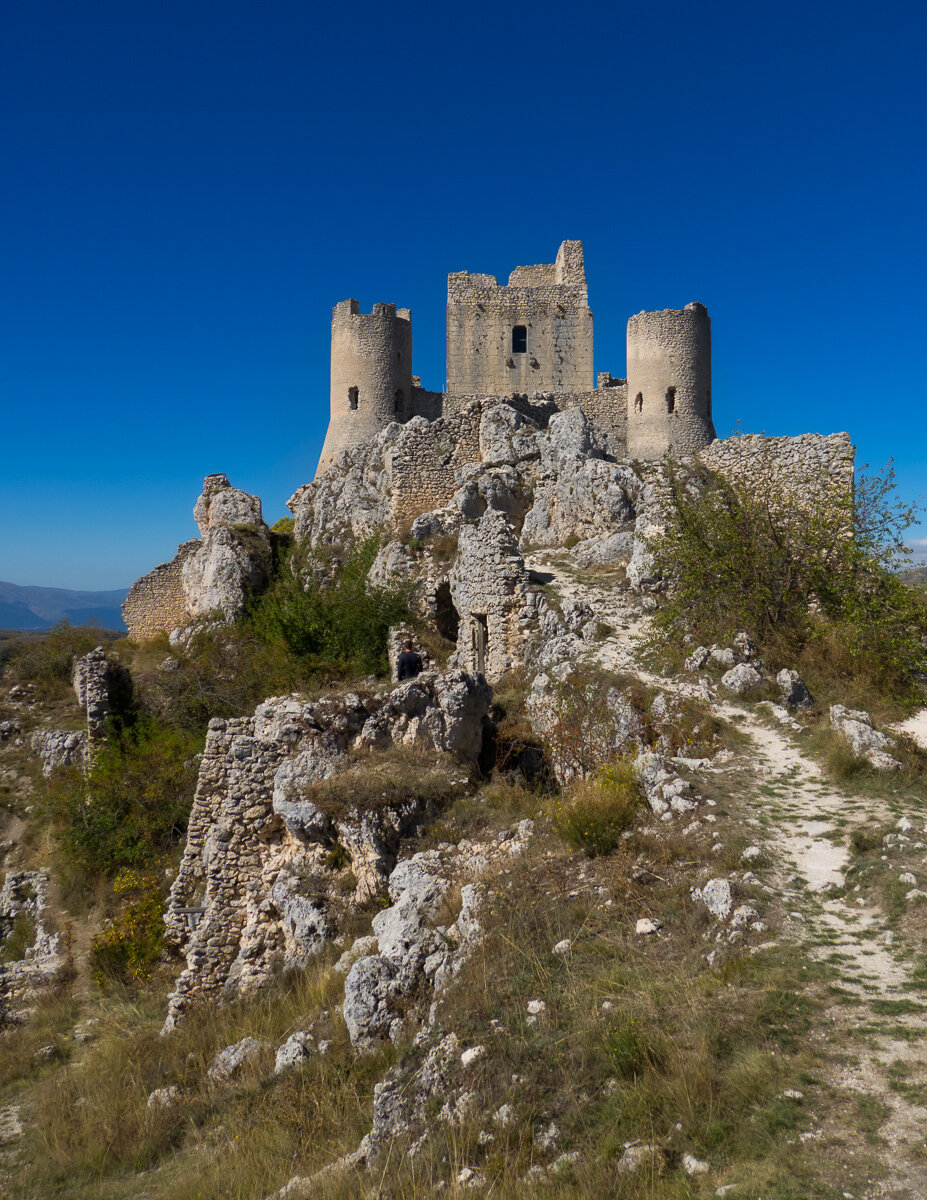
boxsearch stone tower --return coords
[625,302,715,460]
[316,299,414,476]
[446,240,594,396]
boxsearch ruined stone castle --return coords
[316,240,715,474]
[123,239,855,675]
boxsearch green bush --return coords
[39,717,200,886]
[0,911,36,962]
[647,457,927,704]
[89,869,166,988]
[249,536,411,678]
[552,759,642,856]
[9,623,105,695]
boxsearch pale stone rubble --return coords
[830,704,902,770]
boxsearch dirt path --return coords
[530,551,927,1198]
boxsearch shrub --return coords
[553,759,641,856]
[8,623,105,695]
[38,717,200,887]
[249,536,412,679]
[647,457,927,704]
[89,870,166,988]
[0,911,36,962]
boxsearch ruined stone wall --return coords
[697,432,856,503]
[387,406,484,522]
[409,385,443,421]
[122,540,199,643]
[446,240,593,396]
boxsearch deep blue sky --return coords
[2,0,925,588]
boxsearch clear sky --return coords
[1,0,925,588]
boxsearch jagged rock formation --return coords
[161,670,490,1033]
[123,474,271,641]
[182,474,272,622]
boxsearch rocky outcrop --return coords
[161,672,490,1033]
[521,409,639,553]
[182,474,272,623]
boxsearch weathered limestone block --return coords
[830,704,901,770]
[777,668,814,711]
[477,403,541,467]
[182,476,272,622]
[355,670,491,760]
[193,473,263,536]
[720,664,764,696]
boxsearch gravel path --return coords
[528,550,927,1198]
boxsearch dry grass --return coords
[300,745,471,821]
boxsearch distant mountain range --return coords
[0,580,128,632]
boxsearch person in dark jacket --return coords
[397,640,423,680]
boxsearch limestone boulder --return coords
[206,1036,272,1082]
[777,668,814,711]
[343,955,403,1050]
[830,704,901,770]
[720,663,764,696]
[478,403,540,466]
[521,410,640,549]
[193,473,264,536]
[355,670,491,761]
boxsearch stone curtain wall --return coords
[122,540,199,643]
[698,432,856,504]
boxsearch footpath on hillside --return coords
[528,548,927,1200]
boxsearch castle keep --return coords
[316,240,715,475]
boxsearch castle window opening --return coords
[512,325,527,354]
[394,389,404,415]
[635,392,643,413]
[348,386,359,411]
[666,386,676,414]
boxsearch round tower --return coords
[316,299,414,477]
[625,302,714,460]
